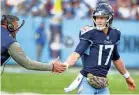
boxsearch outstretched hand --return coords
[52,57,67,73]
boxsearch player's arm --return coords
[112,45,136,90]
[64,26,93,68]
[64,39,91,68]
[112,45,127,75]
[113,58,128,77]
[8,42,66,72]
[112,31,128,76]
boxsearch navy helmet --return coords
[92,3,114,30]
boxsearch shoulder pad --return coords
[111,26,120,31]
[80,25,94,35]
[111,26,121,36]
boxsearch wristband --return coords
[64,62,69,69]
[123,71,130,78]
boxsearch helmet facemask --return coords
[92,12,113,31]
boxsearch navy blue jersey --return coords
[75,25,121,77]
[1,26,16,65]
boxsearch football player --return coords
[64,3,136,94]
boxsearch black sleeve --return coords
[75,39,91,56]
[112,44,120,61]
[117,29,121,43]
[112,29,121,61]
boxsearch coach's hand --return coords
[126,76,136,91]
[52,57,67,73]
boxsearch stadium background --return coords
[1,0,139,94]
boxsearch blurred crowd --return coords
[1,0,139,20]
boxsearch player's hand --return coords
[52,57,67,73]
[126,76,136,91]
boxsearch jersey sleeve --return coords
[75,39,91,56]
[112,30,121,61]
[75,25,94,56]
[112,44,120,61]
[116,29,121,43]
[79,25,94,45]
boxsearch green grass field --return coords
[1,68,139,94]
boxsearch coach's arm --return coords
[8,42,66,73]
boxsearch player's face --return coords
[95,16,107,28]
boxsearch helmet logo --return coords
[95,11,102,16]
